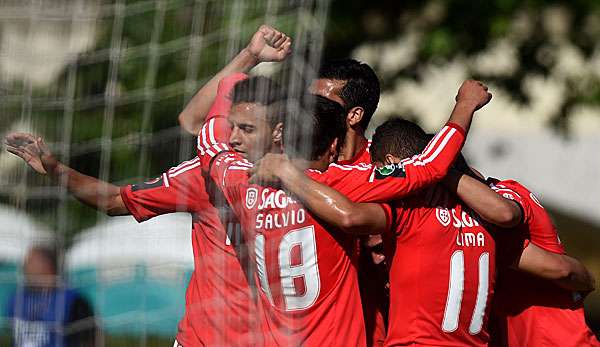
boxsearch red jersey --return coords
[273,123,468,345]
[199,152,368,347]
[120,159,259,347]
[381,185,497,346]
[306,124,496,346]
[337,139,372,166]
[119,73,258,346]
[197,72,467,345]
[488,179,600,347]
[336,138,387,347]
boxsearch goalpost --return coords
[0,0,330,345]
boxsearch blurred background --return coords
[0,0,598,345]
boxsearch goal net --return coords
[0,0,330,345]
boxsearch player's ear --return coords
[347,106,364,127]
[384,153,400,165]
[272,122,283,145]
[329,138,339,162]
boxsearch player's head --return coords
[229,76,285,163]
[370,117,429,166]
[310,59,380,133]
[283,94,346,168]
[23,245,58,288]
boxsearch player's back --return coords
[384,184,497,347]
[489,179,600,347]
[207,155,366,347]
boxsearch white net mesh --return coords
[0,0,330,344]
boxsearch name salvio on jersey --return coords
[245,187,307,230]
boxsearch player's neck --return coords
[338,129,367,162]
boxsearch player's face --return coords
[229,102,276,163]
[309,78,346,107]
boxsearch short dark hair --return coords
[283,94,346,160]
[370,118,429,163]
[231,76,285,127]
[318,59,380,130]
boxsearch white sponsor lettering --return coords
[256,208,306,230]
[456,232,486,247]
[257,189,297,210]
[450,209,481,228]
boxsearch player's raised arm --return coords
[447,80,491,134]
[250,153,390,235]
[179,25,291,134]
[5,133,128,216]
[515,243,596,292]
[444,169,522,228]
[352,80,491,202]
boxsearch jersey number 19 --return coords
[255,226,321,311]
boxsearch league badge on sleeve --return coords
[131,176,164,191]
[374,163,406,180]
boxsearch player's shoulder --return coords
[213,152,253,171]
[492,178,529,193]
[328,162,373,172]
[487,177,527,200]
[167,157,203,177]
[310,162,373,178]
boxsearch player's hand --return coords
[246,25,292,63]
[249,153,289,187]
[5,132,48,175]
[455,80,492,111]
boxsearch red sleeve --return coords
[119,158,210,222]
[316,123,466,203]
[205,73,249,121]
[197,73,247,167]
[497,180,565,254]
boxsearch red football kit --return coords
[380,185,497,346]
[120,160,259,346]
[198,138,368,346]
[307,126,495,346]
[120,73,258,346]
[197,76,469,345]
[338,138,392,347]
[196,71,472,345]
[488,179,600,347]
[336,138,387,347]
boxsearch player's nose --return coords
[229,127,242,147]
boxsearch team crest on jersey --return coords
[436,207,451,226]
[374,163,405,180]
[246,188,258,209]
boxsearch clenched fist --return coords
[246,25,292,63]
[455,80,492,111]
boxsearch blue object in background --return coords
[0,262,192,337]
